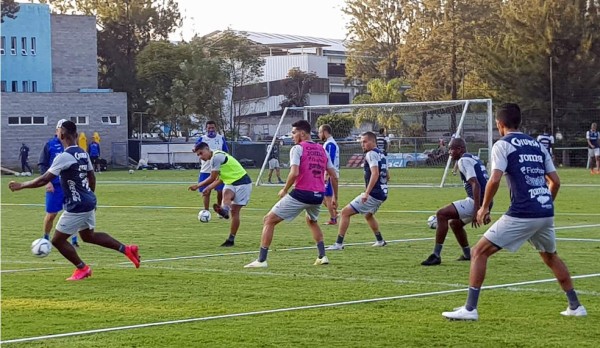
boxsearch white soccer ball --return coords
[198,209,211,223]
[31,238,52,258]
[14,172,21,177]
[427,215,438,230]
[24,172,32,176]
[128,169,134,174]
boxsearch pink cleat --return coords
[124,245,141,268]
[66,265,92,281]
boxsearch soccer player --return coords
[442,103,586,320]
[38,119,78,247]
[586,122,599,174]
[88,138,101,172]
[195,120,229,213]
[188,142,252,247]
[536,126,554,156]
[376,127,389,155]
[266,142,284,184]
[244,120,338,268]
[421,138,489,266]
[318,124,340,225]
[9,121,140,281]
[327,131,388,250]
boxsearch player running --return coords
[318,124,340,225]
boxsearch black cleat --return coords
[421,253,441,266]
[220,240,235,247]
[72,242,80,248]
[456,254,471,261]
[213,204,230,219]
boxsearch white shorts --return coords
[349,194,384,215]
[268,158,280,169]
[270,194,321,222]
[589,148,600,157]
[452,197,475,224]
[224,183,252,206]
[56,210,96,235]
[483,215,556,253]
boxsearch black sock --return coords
[462,246,471,258]
[228,234,235,242]
[465,287,480,311]
[433,243,443,257]
[374,232,383,242]
[258,247,269,262]
[336,234,345,244]
[76,262,86,269]
[118,244,126,253]
[317,241,325,258]
[566,289,581,310]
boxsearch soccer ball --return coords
[31,238,52,258]
[198,210,211,223]
[128,169,134,174]
[427,215,437,230]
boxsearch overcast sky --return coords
[169,0,349,41]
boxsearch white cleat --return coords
[560,305,587,317]
[372,240,387,247]
[314,256,330,265]
[442,306,479,321]
[244,259,268,268]
[326,243,344,251]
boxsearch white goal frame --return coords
[255,99,493,188]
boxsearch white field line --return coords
[0,267,67,273]
[3,203,600,217]
[2,273,599,345]
[555,238,600,242]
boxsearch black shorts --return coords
[91,156,99,165]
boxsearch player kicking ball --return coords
[421,137,490,266]
[188,142,253,247]
[8,121,140,281]
[327,131,389,250]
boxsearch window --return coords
[8,116,47,125]
[101,116,120,125]
[69,116,89,125]
[30,37,36,55]
[22,81,29,92]
[0,36,5,55]
[11,81,18,92]
[10,36,17,55]
[32,81,37,92]
[1,81,6,92]
[21,37,27,55]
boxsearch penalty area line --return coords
[2,273,599,344]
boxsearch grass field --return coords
[1,168,599,347]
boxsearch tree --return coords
[478,0,600,139]
[279,68,318,108]
[343,0,415,82]
[316,114,354,138]
[351,78,408,131]
[39,0,182,137]
[1,0,20,23]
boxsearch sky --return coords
[169,0,350,41]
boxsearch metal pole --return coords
[550,56,554,135]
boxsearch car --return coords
[237,136,253,143]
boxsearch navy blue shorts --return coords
[198,172,224,192]
[45,185,64,214]
[324,179,333,197]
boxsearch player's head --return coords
[360,131,377,152]
[205,121,217,137]
[58,120,78,145]
[318,124,332,141]
[448,137,466,161]
[55,118,67,137]
[291,120,311,144]
[379,127,386,135]
[496,103,521,136]
[193,141,212,161]
[592,122,597,131]
[542,126,550,134]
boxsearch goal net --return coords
[255,99,493,188]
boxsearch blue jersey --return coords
[587,130,599,148]
[47,146,97,213]
[363,148,388,201]
[89,142,101,157]
[457,153,489,201]
[38,136,64,186]
[323,137,339,177]
[492,132,556,218]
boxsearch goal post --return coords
[255,99,493,188]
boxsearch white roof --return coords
[234,30,347,53]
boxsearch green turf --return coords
[1,168,599,347]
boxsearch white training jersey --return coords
[198,134,228,173]
[323,136,340,178]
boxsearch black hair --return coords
[193,142,210,152]
[206,120,216,127]
[379,127,386,135]
[496,103,521,129]
[361,131,377,142]
[449,137,466,149]
[321,124,332,135]
[292,120,311,134]
[61,120,78,138]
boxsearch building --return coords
[1,3,127,170]
[206,30,361,140]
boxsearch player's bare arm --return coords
[363,165,379,202]
[87,170,96,192]
[545,171,561,201]
[279,165,299,198]
[8,172,56,192]
[188,171,218,191]
[468,177,482,228]
[326,166,338,209]
[476,169,502,224]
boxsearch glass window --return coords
[11,81,18,92]
[33,117,45,124]
[10,36,17,55]
[21,37,27,55]
[69,116,89,125]
[21,117,32,124]
[8,117,19,125]
[0,36,5,55]
[101,116,120,125]
[7,116,47,126]
[1,81,6,92]
[30,37,36,55]
[32,81,37,92]
[22,81,29,92]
